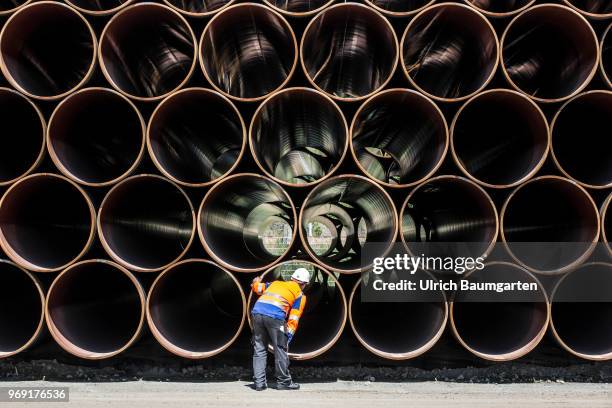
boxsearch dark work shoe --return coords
[277,383,300,390]
[255,385,267,391]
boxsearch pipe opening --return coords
[66,0,130,13]
[0,1,28,13]
[249,261,346,359]
[0,174,93,272]
[265,0,330,15]
[148,260,244,358]
[452,263,548,360]
[401,177,497,260]
[552,263,612,359]
[402,4,497,101]
[200,4,296,101]
[0,2,95,99]
[0,261,43,357]
[603,26,612,86]
[604,196,611,255]
[564,1,612,16]
[99,176,194,272]
[0,89,44,185]
[466,0,534,14]
[352,89,447,187]
[301,176,397,272]
[149,89,244,186]
[251,88,347,186]
[199,174,295,272]
[502,5,598,101]
[164,0,231,14]
[48,88,143,186]
[452,90,548,188]
[350,271,446,359]
[301,4,397,100]
[46,261,144,359]
[502,177,599,272]
[552,92,612,188]
[100,4,195,100]
[366,0,433,15]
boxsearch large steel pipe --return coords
[350,271,447,360]
[0,174,95,272]
[300,175,397,273]
[604,194,611,257]
[451,262,549,361]
[148,88,245,187]
[562,1,612,19]
[198,173,296,273]
[247,260,346,360]
[47,88,145,187]
[602,24,612,89]
[451,89,549,189]
[0,260,45,358]
[501,4,599,103]
[46,260,145,359]
[501,176,600,274]
[0,88,45,186]
[65,0,134,16]
[147,259,245,359]
[163,0,234,17]
[98,175,195,272]
[301,3,398,101]
[400,176,498,262]
[250,87,348,187]
[463,0,535,17]
[199,3,297,102]
[351,89,448,188]
[0,1,96,100]
[551,91,612,189]
[0,0,30,16]
[401,3,498,102]
[99,3,197,101]
[551,263,612,360]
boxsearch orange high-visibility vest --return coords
[252,278,307,336]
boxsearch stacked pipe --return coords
[0,0,610,366]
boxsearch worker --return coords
[250,267,310,391]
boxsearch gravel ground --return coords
[1,380,611,408]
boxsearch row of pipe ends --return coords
[3,85,611,190]
[2,259,611,362]
[1,2,612,103]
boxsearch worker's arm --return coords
[251,276,269,295]
[286,295,307,343]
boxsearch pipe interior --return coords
[200,176,294,270]
[100,177,193,270]
[453,91,548,186]
[352,91,446,186]
[453,264,547,357]
[552,264,612,357]
[149,90,243,185]
[0,263,41,355]
[302,5,396,99]
[266,0,329,14]
[165,0,230,14]
[502,7,598,100]
[0,176,92,270]
[351,272,445,356]
[603,29,612,84]
[301,177,396,271]
[0,90,43,184]
[553,93,612,187]
[100,5,194,98]
[251,90,346,185]
[0,1,27,12]
[0,3,94,98]
[47,262,142,355]
[367,0,431,13]
[468,0,533,13]
[200,5,295,100]
[402,178,497,259]
[49,90,143,185]
[253,262,345,356]
[149,261,244,354]
[67,0,128,12]
[565,1,612,14]
[605,199,611,249]
[402,5,497,99]
[503,178,599,271]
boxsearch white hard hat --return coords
[291,267,311,284]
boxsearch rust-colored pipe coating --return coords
[46,260,145,360]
